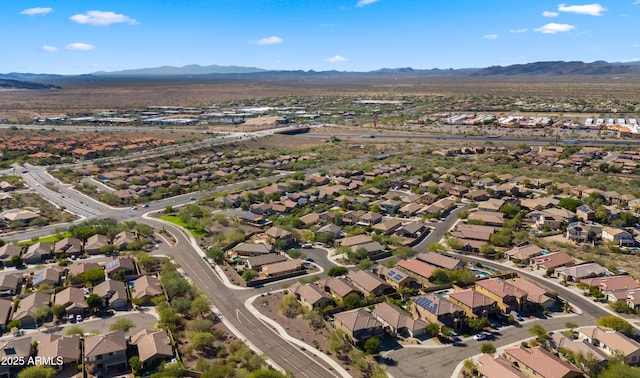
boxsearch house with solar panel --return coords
[374,265,417,289]
[410,293,466,331]
[104,256,136,279]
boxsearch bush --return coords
[481,343,496,354]
[327,266,348,277]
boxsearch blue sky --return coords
[2,0,639,74]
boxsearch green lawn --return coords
[19,232,72,245]
[158,216,208,238]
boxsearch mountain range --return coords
[1,60,640,90]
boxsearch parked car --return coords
[301,243,313,249]
[510,311,523,321]
[76,314,83,322]
[473,333,487,341]
[68,314,75,323]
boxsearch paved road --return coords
[150,221,339,378]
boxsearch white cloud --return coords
[535,23,575,34]
[41,45,58,52]
[65,43,96,51]
[254,36,283,45]
[326,55,347,63]
[634,0,640,4]
[543,11,559,17]
[558,3,607,16]
[510,28,528,33]
[484,34,498,40]
[20,7,53,16]
[357,0,379,7]
[70,10,137,26]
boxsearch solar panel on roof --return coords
[106,259,118,269]
[394,274,403,281]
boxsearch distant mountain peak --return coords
[92,64,267,76]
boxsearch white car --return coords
[473,333,487,341]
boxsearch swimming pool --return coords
[471,269,491,278]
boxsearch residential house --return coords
[535,213,564,230]
[549,333,607,366]
[566,222,603,243]
[477,199,505,212]
[399,202,423,217]
[53,237,83,256]
[475,278,528,313]
[395,222,428,239]
[372,302,427,337]
[316,223,342,240]
[265,227,294,245]
[340,234,374,248]
[84,234,110,255]
[468,211,504,227]
[132,275,163,305]
[68,261,101,277]
[0,299,12,331]
[374,265,416,288]
[0,274,21,296]
[246,254,287,270]
[317,277,361,301]
[510,277,556,310]
[22,242,51,264]
[84,330,128,375]
[580,275,640,302]
[543,207,577,223]
[93,280,128,311]
[416,252,465,270]
[333,308,384,345]
[451,224,495,243]
[465,190,490,202]
[130,329,174,369]
[299,212,320,227]
[358,211,383,226]
[12,292,50,326]
[372,218,403,235]
[288,282,334,310]
[503,345,582,378]
[555,262,608,282]
[505,244,543,262]
[113,231,138,249]
[38,334,81,371]
[0,244,21,266]
[477,354,528,378]
[602,226,634,246]
[32,267,62,288]
[232,243,273,258]
[397,258,438,284]
[530,251,574,271]
[448,289,498,318]
[379,199,402,214]
[576,205,596,221]
[422,198,457,217]
[347,270,393,297]
[349,241,386,258]
[105,256,136,278]
[410,294,466,330]
[0,337,32,378]
[262,259,304,278]
[579,326,640,365]
[54,287,89,316]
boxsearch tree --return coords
[529,324,548,342]
[205,247,224,262]
[600,362,640,378]
[109,318,134,332]
[190,296,211,318]
[65,325,84,336]
[18,365,56,378]
[427,243,446,252]
[447,238,464,250]
[129,356,142,376]
[441,326,455,339]
[427,322,440,337]
[597,315,633,335]
[188,331,215,352]
[364,337,381,355]
[328,329,349,355]
[574,351,603,378]
[358,260,374,270]
[393,246,415,259]
[278,294,304,318]
[10,254,23,267]
[327,266,348,277]
[342,292,361,310]
[288,249,303,259]
[466,317,490,332]
[50,304,66,320]
[171,297,192,315]
[242,269,257,282]
[86,293,104,311]
[480,343,496,354]
[558,198,583,212]
[189,319,214,333]
[32,306,50,324]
